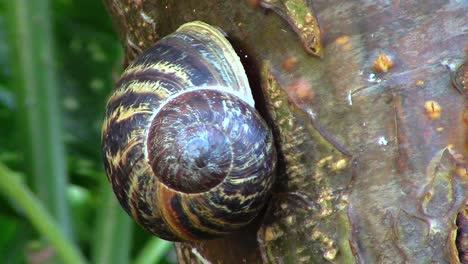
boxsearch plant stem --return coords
[5,0,72,238]
[92,177,133,264]
[133,238,173,264]
[0,163,87,264]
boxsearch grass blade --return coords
[5,0,72,237]
[92,178,133,264]
[133,238,173,264]
[0,163,87,264]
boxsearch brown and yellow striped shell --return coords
[101,21,277,241]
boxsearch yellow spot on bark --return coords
[424,100,442,120]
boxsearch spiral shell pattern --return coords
[101,22,276,241]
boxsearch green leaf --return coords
[0,162,87,264]
[4,0,72,238]
[92,177,133,264]
[133,238,173,264]
[0,215,29,263]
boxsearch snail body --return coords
[101,22,277,241]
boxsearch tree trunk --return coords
[102,0,467,263]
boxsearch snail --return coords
[101,21,277,241]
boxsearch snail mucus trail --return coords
[101,21,277,241]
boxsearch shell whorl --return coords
[102,21,276,241]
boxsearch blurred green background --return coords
[0,0,174,263]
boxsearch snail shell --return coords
[101,21,277,241]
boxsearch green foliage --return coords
[0,0,175,263]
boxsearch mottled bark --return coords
[102,0,467,263]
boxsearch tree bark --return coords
[102,0,467,263]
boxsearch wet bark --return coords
[102,0,467,263]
